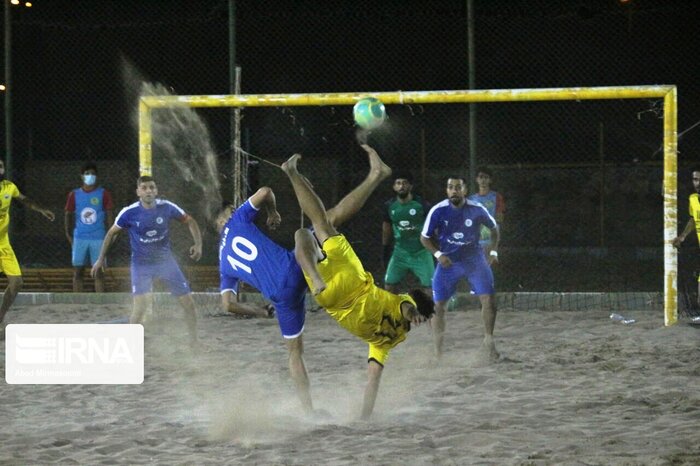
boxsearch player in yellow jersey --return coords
[672,167,700,309]
[280,146,434,420]
[0,159,56,339]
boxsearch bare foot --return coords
[360,144,392,181]
[480,336,500,362]
[281,153,302,174]
[355,127,370,145]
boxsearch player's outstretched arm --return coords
[249,186,281,229]
[184,216,203,261]
[16,194,55,221]
[360,360,384,420]
[221,291,274,318]
[673,218,695,248]
[91,224,121,277]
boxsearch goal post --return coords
[138,85,678,325]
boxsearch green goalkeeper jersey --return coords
[383,195,431,253]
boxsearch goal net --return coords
[139,86,679,325]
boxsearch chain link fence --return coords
[2,0,699,304]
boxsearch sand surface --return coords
[1,302,699,465]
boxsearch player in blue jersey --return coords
[216,186,316,411]
[64,162,114,292]
[420,176,500,361]
[91,176,203,347]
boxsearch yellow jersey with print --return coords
[0,181,21,245]
[306,235,417,365]
[690,193,700,243]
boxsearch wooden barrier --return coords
[0,265,221,293]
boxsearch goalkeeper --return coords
[381,171,434,298]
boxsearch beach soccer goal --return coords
[138,85,679,325]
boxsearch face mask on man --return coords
[83,174,97,186]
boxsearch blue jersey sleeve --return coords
[115,207,131,229]
[232,200,259,224]
[220,274,239,294]
[164,201,187,221]
[421,204,440,238]
[478,205,497,229]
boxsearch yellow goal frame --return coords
[138,85,679,325]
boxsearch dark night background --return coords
[2,0,699,294]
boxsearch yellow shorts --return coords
[0,244,22,276]
[304,235,371,311]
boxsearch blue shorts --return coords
[271,263,307,339]
[220,261,307,339]
[72,238,103,267]
[131,256,191,296]
[432,252,495,302]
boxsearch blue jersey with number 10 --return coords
[219,200,305,301]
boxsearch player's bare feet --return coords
[360,144,392,181]
[479,336,500,362]
[281,153,302,174]
[355,127,369,145]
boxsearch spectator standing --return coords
[64,162,114,292]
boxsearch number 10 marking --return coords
[226,236,258,274]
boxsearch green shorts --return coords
[385,248,435,288]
